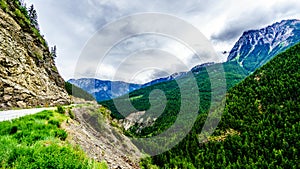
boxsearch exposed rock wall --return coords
[0,7,70,109]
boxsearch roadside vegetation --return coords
[0,108,108,169]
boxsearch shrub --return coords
[10,126,18,135]
[14,8,22,18]
[54,129,67,141]
[56,106,65,114]
[68,109,75,119]
[0,0,8,12]
[48,119,60,127]
[34,111,51,120]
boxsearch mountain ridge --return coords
[69,19,300,103]
[227,19,300,72]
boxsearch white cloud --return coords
[27,0,300,83]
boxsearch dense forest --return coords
[101,43,299,168]
[139,43,300,168]
[100,61,248,137]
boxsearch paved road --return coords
[0,107,56,122]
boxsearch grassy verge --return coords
[0,109,108,169]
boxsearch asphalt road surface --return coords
[0,107,56,122]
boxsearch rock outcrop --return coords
[0,3,69,109]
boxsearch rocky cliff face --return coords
[0,5,69,109]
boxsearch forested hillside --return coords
[101,61,247,135]
[141,43,300,168]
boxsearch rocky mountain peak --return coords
[227,19,300,72]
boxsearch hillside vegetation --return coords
[140,43,300,168]
[0,109,107,169]
[101,60,248,137]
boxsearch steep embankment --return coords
[63,105,143,169]
[0,1,69,109]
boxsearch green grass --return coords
[0,110,108,169]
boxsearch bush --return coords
[56,106,65,114]
[9,126,18,135]
[14,8,22,18]
[68,109,75,119]
[54,129,67,141]
[48,119,60,127]
[0,0,8,12]
[34,111,52,120]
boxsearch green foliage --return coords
[65,82,95,101]
[56,106,65,114]
[0,0,8,12]
[101,61,247,137]
[48,119,60,127]
[68,108,75,119]
[141,43,300,168]
[9,126,18,135]
[54,129,68,141]
[0,110,107,168]
[27,4,38,29]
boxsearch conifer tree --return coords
[51,45,57,59]
[28,4,38,29]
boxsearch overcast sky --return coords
[27,0,300,84]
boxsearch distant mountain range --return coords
[68,78,142,102]
[69,19,300,102]
[68,70,189,102]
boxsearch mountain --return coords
[72,20,300,103]
[101,19,300,120]
[99,20,300,167]
[69,71,189,102]
[68,78,142,102]
[227,19,300,72]
[0,1,69,109]
[101,60,247,120]
[191,62,215,73]
[145,42,300,168]
[142,71,188,87]
[69,62,224,102]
